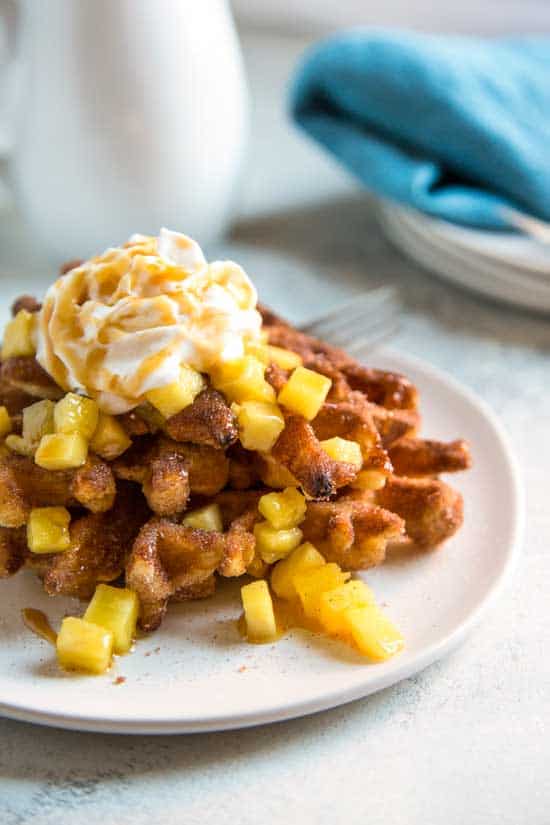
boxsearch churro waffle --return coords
[0,231,471,672]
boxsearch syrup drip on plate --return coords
[22,608,57,645]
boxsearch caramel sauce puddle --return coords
[22,608,57,646]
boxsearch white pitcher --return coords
[0,0,248,260]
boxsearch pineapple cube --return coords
[246,341,303,370]
[211,356,276,404]
[320,437,363,469]
[319,580,375,636]
[257,454,299,489]
[22,399,55,446]
[90,413,132,460]
[277,367,331,420]
[27,506,71,554]
[84,584,139,654]
[55,393,98,439]
[294,563,350,621]
[35,433,88,470]
[258,487,306,530]
[345,604,404,661]
[351,470,387,491]
[254,521,303,564]
[237,401,285,452]
[241,579,277,643]
[182,503,223,532]
[56,617,114,674]
[146,365,205,419]
[246,552,269,579]
[5,434,34,456]
[270,542,325,600]
[0,406,12,438]
[1,309,36,358]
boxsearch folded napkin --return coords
[291,30,550,229]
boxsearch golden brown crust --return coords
[126,518,226,630]
[301,497,404,569]
[0,357,63,401]
[172,575,217,602]
[0,450,116,527]
[387,438,472,477]
[113,436,190,516]
[216,507,257,577]
[370,405,420,447]
[71,454,117,512]
[312,393,393,475]
[376,475,464,547]
[227,445,259,490]
[59,259,84,275]
[272,415,358,499]
[165,388,238,449]
[42,484,149,599]
[0,525,27,577]
[118,410,151,437]
[11,295,41,316]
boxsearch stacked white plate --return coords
[377,202,550,314]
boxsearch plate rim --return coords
[377,203,550,313]
[0,349,524,734]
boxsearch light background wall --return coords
[232,0,550,36]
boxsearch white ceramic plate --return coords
[377,203,550,314]
[0,350,523,734]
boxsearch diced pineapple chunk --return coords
[22,399,55,446]
[320,436,363,469]
[34,433,88,470]
[241,579,277,643]
[211,356,276,404]
[145,365,205,419]
[54,393,99,439]
[294,563,350,621]
[56,617,114,674]
[270,542,325,600]
[351,470,388,491]
[254,521,303,564]
[345,604,404,661]
[258,328,270,344]
[277,366,331,420]
[90,412,132,459]
[1,309,36,358]
[246,341,303,370]
[0,406,12,438]
[84,584,139,654]
[246,552,269,579]
[5,434,34,456]
[27,506,71,554]
[258,487,306,530]
[182,503,223,532]
[319,580,375,636]
[236,401,285,452]
[257,454,299,489]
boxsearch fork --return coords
[500,207,550,246]
[299,286,401,353]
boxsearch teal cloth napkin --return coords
[291,30,550,228]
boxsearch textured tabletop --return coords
[1,31,549,825]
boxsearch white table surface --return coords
[1,30,549,825]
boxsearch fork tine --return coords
[300,287,398,336]
[299,287,400,352]
[325,314,400,351]
[343,315,401,352]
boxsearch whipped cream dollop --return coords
[36,229,262,413]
